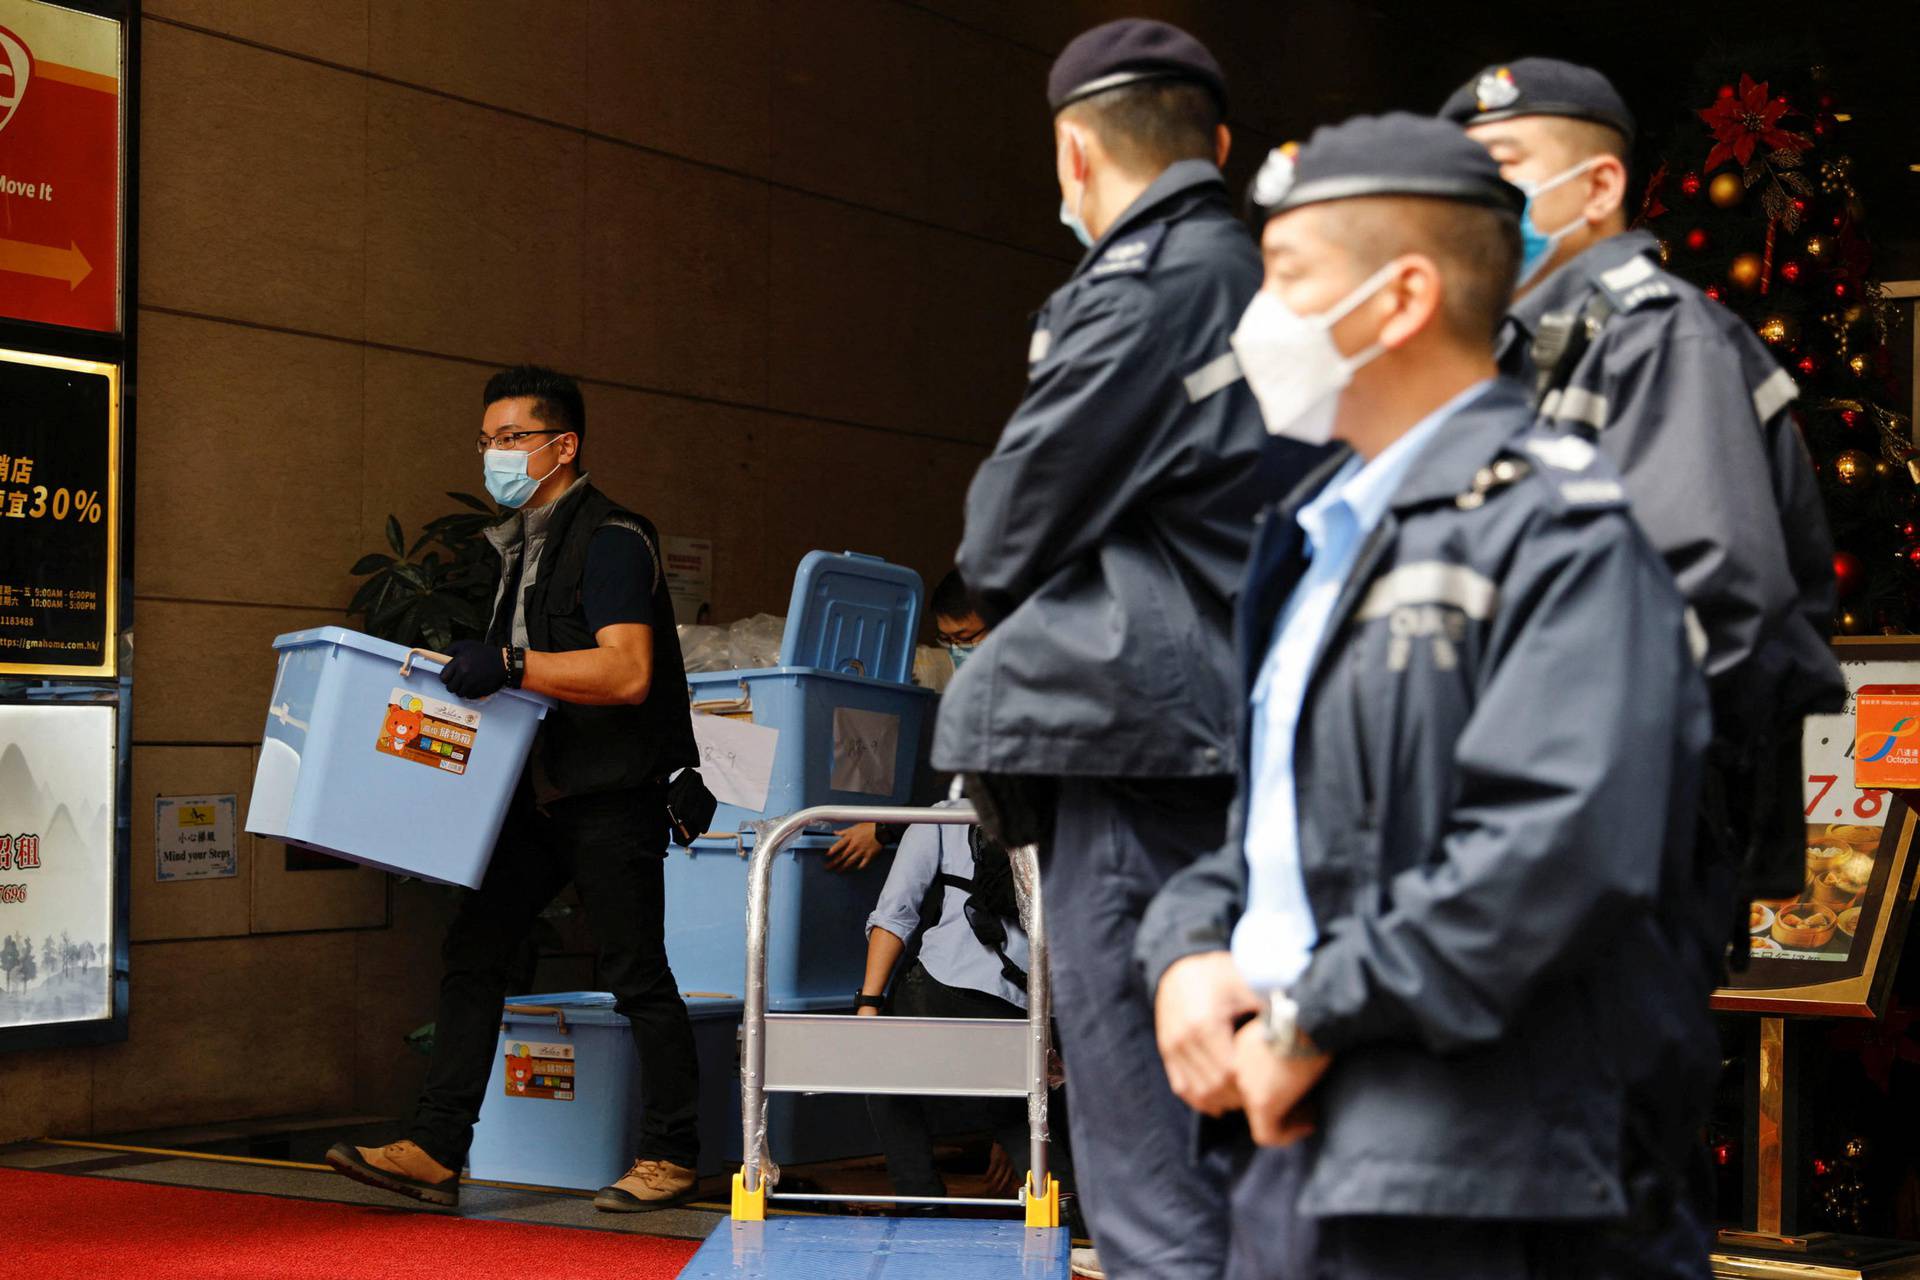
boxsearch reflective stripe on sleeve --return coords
[1752,366,1797,423]
[1355,561,1500,622]
[1183,350,1243,403]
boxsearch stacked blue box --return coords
[466,993,876,1189]
[671,551,936,1006]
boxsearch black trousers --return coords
[407,782,700,1170]
[1046,776,1235,1280]
[867,959,1033,1198]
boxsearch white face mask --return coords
[1229,258,1403,444]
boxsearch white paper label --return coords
[831,707,899,796]
[691,712,779,814]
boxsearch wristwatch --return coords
[853,992,885,1011]
[505,646,527,690]
[1260,989,1318,1060]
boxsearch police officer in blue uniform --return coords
[1140,115,1717,1278]
[1440,59,1845,932]
[932,19,1320,1280]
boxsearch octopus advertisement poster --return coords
[0,703,113,1029]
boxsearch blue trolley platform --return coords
[681,1217,1070,1279]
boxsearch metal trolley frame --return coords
[729,803,1061,1228]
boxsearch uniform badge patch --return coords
[1476,67,1520,111]
[1252,143,1299,208]
[1524,435,1598,472]
[1088,222,1168,277]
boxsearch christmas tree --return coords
[1638,60,1915,633]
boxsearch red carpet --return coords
[0,1166,702,1279]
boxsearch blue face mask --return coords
[482,437,563,509]
[1513,158,1599,287]
[1059,196,1093,249]
[947,642,977,670]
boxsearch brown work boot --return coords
[592,1157,698,1212]
[325,1139,459,1207]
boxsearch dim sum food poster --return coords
[0,704,113,1029]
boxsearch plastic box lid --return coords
[502,990,746,1024]
[779,551,924,684]
[272,625,554,710]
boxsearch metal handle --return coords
[400,647,452,679]
[739,802,1050,1206]
[501,1003,569,1035]
[690,679,753,716]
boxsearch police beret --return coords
[1249,112,1524,222]
[1438,57,1635,141]
[1047,19,1226,114]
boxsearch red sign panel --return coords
[0,1,121,334]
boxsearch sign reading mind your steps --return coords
[0,0,122,334]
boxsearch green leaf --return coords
[350,553,395,575]
[386,514,405,556]
[447,491,495,514]
[408,528,437,557]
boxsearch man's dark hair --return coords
[930,569,976,621]
[1060,80,1220,175]
[1315,197,1522,344]
[483,364,586,444]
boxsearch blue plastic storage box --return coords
[244,626,553,889]
[664,833,890,1007]
[687,551,936,837]
[467,992,876,1188]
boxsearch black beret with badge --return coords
[1047,18,1226,114]
[1248,111,1525,224]
[1438,57,1635,141]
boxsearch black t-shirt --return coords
[581,526,657,634]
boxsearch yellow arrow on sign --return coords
[0,237,92,290]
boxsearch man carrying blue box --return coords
[327,365,704,1212]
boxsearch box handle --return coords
[501,1003,569,1035]
[690,685,752,716]
[400,648,452,679]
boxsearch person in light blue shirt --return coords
[856,801,1040,1202]
[1232,377,1490,991]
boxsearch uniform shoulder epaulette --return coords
[1589,253,1674,314]
[1085,222,1170,280]
[1508,429,1629,513]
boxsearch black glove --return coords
[440,640,508,700]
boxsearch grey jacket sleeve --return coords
[1292,513,1700,1058]
[958,282,1161,620]
[1598,331,1803,729]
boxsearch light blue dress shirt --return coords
[1231,380,1494,992]
[866,800,1031,1009]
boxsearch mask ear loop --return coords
[527,433,570,487]
[1318,256,1408,370]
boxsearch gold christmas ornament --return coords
[1839,609,1863,634]
[1728,253,1764,290]
[1833,449,1870,484]
[1806,235,1828,258]
[1708,172,1744,208]
[1757,316,1790,344]
[1850,354,1870,376]
[1655,238,1671,264]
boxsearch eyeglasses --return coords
[475,430,560,455]
[937,623,987,647]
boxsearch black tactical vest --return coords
[486,483,697,802]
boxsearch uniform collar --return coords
[1382,377,1535,511]
[1071,159,1225,277]
[1504,229,1659,347]
[1312,378,1494,539]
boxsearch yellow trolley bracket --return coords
[731,1171,767,1222]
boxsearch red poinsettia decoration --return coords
[1699,74,1813,171]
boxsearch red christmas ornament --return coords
[1901,521,1919,542]
[1798,355,1818,376]
[1705,285,1724,302]
[1903,543,1920,570]
[1832,214,1845,230]
[1842,409,1861,427]
[1791,197,1808,214]
[1685,227,1709,252]
[1781,260,1803,284]
[1717,84,1735,99]
[1834,551,1865,597]
[1814,120,1828,136]
[1819,94,1835,109]
[1680,171,1703,197]
[1834,281,1851,299]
